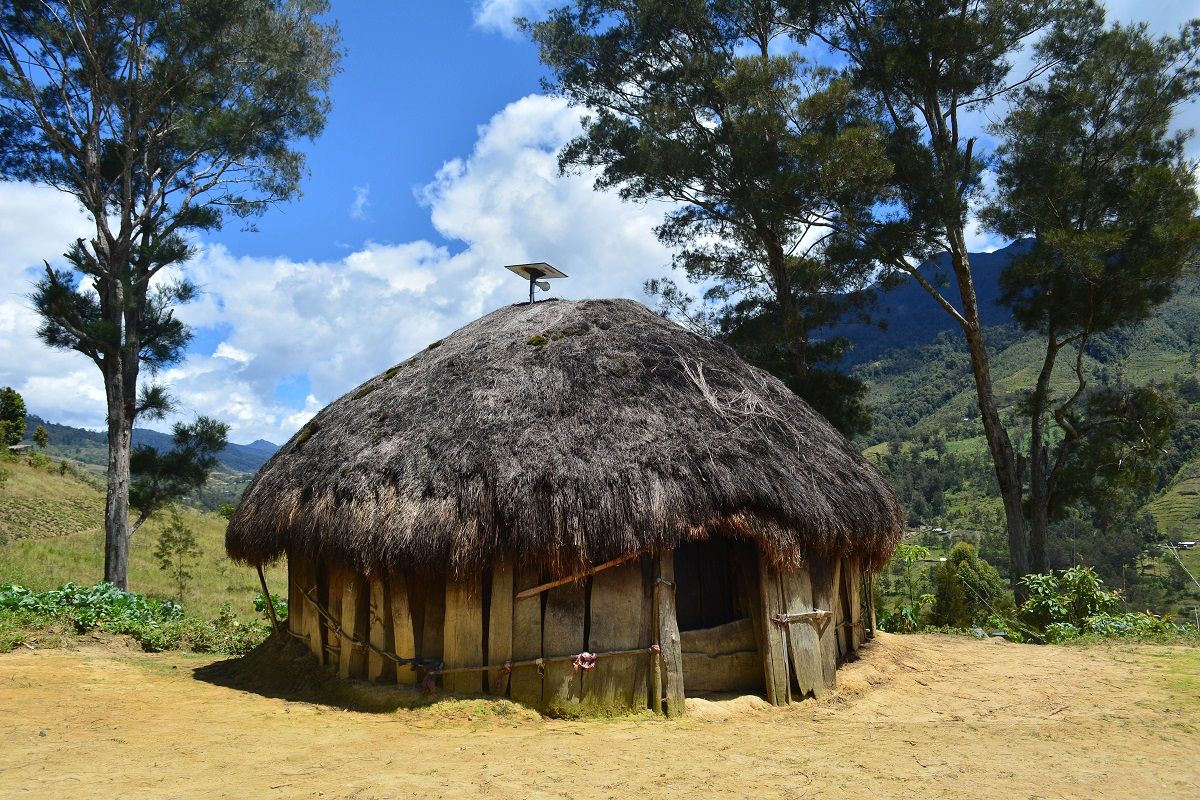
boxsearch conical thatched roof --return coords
[226,298,903,576]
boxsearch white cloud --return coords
[472,0,555,37]
[349,183,371,221]
[0,94,673,444]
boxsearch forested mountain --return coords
[21,416,278,475]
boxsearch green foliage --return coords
[131,417,230,531]
[1,0,340,588]
[32,424,48,449]
[253,592,289,622]
[0,386,25,447]
[0,582,270,655]
[152,509,202,604]
[529,1,888,435]
[217,503,236,520]
[929,543,1010,627]
[878,544,934,632]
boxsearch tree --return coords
[984,20,1200,569]
[527,0,892,435]
[32,425,48,450]
[807,0,1199,590]
[130,416,228,533]
[0,1,340,588]
[153,507,201,605]
[0,386,24,447]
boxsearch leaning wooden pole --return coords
[653,550,685,718]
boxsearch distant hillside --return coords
[22,416,278,474]
[834,240,1030,367]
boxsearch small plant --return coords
[217,503,236,520]
[153,509,202,604]
[254,592,289,622]
[33,425,49,450]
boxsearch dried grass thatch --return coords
[227,298,903,575]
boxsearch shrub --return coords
[930,542,1010,627]
[0,582,270,654]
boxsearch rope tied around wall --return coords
[298,583,663,688]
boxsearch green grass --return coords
[0,457,285,620]
[0,458,105,541]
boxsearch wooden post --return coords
[509,561,543,707]
[780,564,823,700]
[443,572,484,694]
[584,558,649,711]
[756,551,791,706]
[542,580,586,714]
[654,551,685,718]
[487,557,514,695]
[338,574,362,679]
[389,571,418,685]
[368,578,394,683]
[809,555,838,691]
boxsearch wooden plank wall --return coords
[442,572,484,694]
[390,572,418,685]
[509,562,543,707]
[809,555,839,690]
[487,558,514,696]
[654,551,685,718]
[755,553,791,706]
[541,581,587,714]
[780,565,824,699]
[368,578,394,683]
[584,558,650,711]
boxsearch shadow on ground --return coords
[192,633,444,713]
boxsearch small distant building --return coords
[227,299,903,716]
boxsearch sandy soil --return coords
[0,632,1196,799]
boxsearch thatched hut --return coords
[227,298,902,716]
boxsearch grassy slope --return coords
[859,280,1200,533]
[0,458,286,619]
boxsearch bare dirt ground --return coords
[0,632,1196,799]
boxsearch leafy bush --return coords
[929,542,1010,627]
[253,592,289,622]
[0,582,270,654]
[1013,568,1193,643]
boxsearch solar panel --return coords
[505,262,568,303]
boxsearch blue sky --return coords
[0,0,1196,444]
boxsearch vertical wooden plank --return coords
[487,557,514,695]
[848,557,864,652]
[324,562,345,670]
[809,554,838,692]
[338,574,362,679]
[509,561,543,707]
[542,579,586,714]
[420,572,446,669]
[368,578,394,683]
[832,557,847,660]
[734,548,767,695]
[290,556,324,662]
[780,564,823,700]
[287,557,305,640]
[757,551,791,706]
[583,559,648,711]
[443,572,484,694]
[389,572,418,685]
[866,572,877,639]
[655,551,685,718]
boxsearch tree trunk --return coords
[103,370,133,589]
[948,238,1031,593]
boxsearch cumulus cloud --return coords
[0,94,673,443]
[472,0,555,37]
